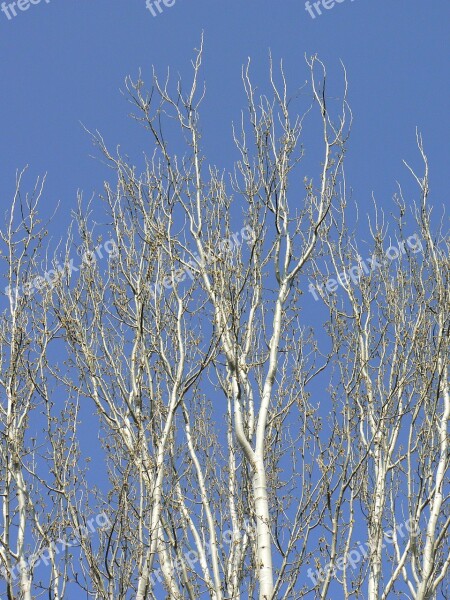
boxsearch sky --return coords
[0,0,449,597]
[0,0,449,224]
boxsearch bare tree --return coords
[308,133,449,600]
[1,46,448,600]
[0,171,70,600]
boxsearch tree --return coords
[1,44,448,600]
[0,171,73,600]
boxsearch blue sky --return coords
[0,0,448,226]
[0,0,449,596]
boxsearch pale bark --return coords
[1,53,448,600]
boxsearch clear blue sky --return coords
[0,0,448,596]
[0,0,448,224]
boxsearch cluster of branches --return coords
[0,42,449,600]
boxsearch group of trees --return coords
[1,44,449,599]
